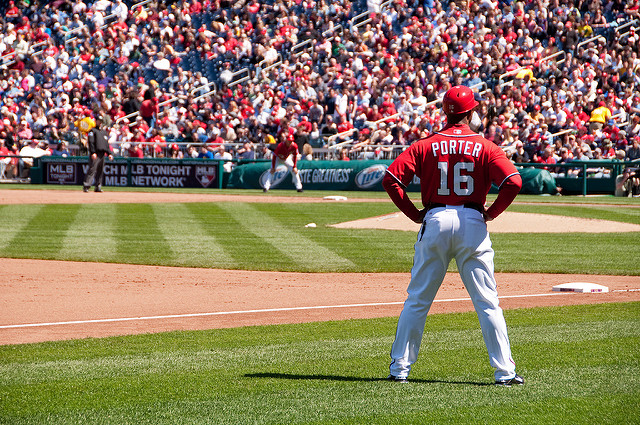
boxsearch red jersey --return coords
[140,98,158,118]
[272,141,299,168]
[383,123,521,222]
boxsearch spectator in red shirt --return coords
[5,1,21,24]
[535,145,557,169]
[146,129,166,157]
[127,142,144,158]
[139,97,158,128]
[366,104,384,122]
[336,114,353,133]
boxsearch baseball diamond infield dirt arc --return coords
[0,189,639,346]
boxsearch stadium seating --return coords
[0,0,639,170]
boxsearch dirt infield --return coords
[330,211,640,233]
[2,189,639,345]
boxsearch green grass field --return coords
[0,188,639,424]
[1,303,638,424]
[0,190,639,274]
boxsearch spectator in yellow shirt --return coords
[589,101,612,133]
[515,68,536,85]
[74,113,96,154]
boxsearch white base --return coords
[552,282,609,293]
[323,195,348,201]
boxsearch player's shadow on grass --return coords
[245,372,491,386]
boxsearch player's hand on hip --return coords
[483,211,494,222]
[269,168,275,174]
[414,208,427,224]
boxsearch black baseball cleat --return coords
[495,374,524,386]
[82,186,89,193]
[297,189,304,193]
[94,188,103,193]
[386,374,408,383]
[263,188,268,193]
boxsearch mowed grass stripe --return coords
[58,204,117,262]
[0,204,44,252]
[274,202,415,271]
[2,204,80,258]
[589,205,640,223]
[491,232,640,275]
[184,203,281,270]
[220,203,355,271]
[114,204,173,265]
[151,203,229,267]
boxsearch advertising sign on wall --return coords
[227,160,558,194]
[38,158,559,194]
[41,157,220,189]
[228,160,407,191]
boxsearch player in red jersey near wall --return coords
[382,85,524,386]
[263,133,303,192]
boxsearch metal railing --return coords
[575,34,608,52]
[497,50,566,89]
[498,66,534,88]
[469,81,488,94]
[541,50,566,66]
[0,40,48,69]
[513,161,629,196]
[291,39,314,57]
[62,24,89,44]
[618,26,639,43]
[64,0,154,45]
[327,111,406,150]
[192,67,248,96]
[0,50,16,64]
[616,18,639,34]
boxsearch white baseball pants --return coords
[389,205,516,381]
[264,156,302,191]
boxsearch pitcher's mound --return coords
[329,211,640,233]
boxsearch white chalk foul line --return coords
[0,290,631,330]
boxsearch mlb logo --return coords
[454,129,462,135]
[196,165,216,188]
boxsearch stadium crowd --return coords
[0,0,639,191]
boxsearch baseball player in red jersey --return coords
[383,86,524,386]
[263,134,304,192]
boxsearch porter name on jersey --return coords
[431,140,482,158]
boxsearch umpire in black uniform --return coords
[83,115,113,192]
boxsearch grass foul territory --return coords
[0,303,638,424]
[0,198,638,274]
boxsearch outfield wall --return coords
[32,157,629,195]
